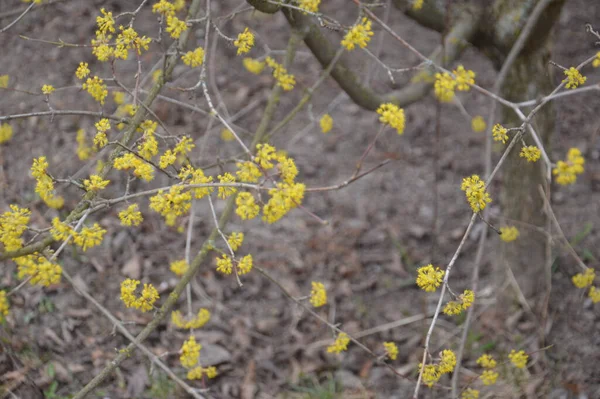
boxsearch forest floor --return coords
[1,0,599,398]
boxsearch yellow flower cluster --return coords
[471,116,486,132]
[0,291,8,322]
[480,369,499,385]
[434,72,456,102]
[588,286,600,303]
[187,366,218,380]
[476,353,499,385]
[461,174,491,213]
[263,182,305,223]
[0,205,30,251]
[120,279,159,312]
[416,264,444,292]
[309,281,327,307]
[150,185,192,226]
[508,350,528,369]
[520,145,541,162]
[419,349,456,387]
[0,75,8,88]
[553,148,584,185]
[562,67,586,89]
[298,0,320,13]
[216,254,233,274]
[50,217,106,251]
[82,76,108,104]
[236,192,260,220]
[75,62,90,79]
[83,174,110,192]
[114,153,155,181]
[41,84,55,95]
[217,172,237,199]
[227,232,244,251]
[320,114,333,133]
[434,65,476,102]
[492,123,508,144]
[180,335,201,368]
[90,8,151,61]
[137,120,159,161]
[76,129,92,160]
[0,123,13,144]
[327,332,350,354]
[118,204,143,226]
[14,254,62,286]
[265,57,296,91]
[94,118,110,149]
[377,103,406,135]
[499,226,519,242]
[234,28,254,55]
[166,16,188,39]
[461,388,480,399]
[383,342,398,360]
[413,0,424,10]
[341,17,374,51]
[236,161,262,183]
[31,156,64,209]
[179,166,214,199]
[243,58,265,74]
[572,268,595,289]
[152,0,176,17]
[182,47,205,67]
[443,289,475,315]
[170,259,188,276]
[116,26,151,56]
[172,308,211,329]
[594,52,600,68]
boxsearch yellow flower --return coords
[216,254,233,274]
[180,335,201,368]
[320,114,333,134]
[0,123,13,144]
[420,364,440,387]
[553,147,585,185]
[0,75,8,88]
[41,84,55,95]
[377,103,405,135]
[174,136,195,155]
[120,279,159,312]
[416,264,444,292]
[383,342,398,360]
[461,289,475,309]
[298,0,320,13]
[572,268,595,289]
[264,57,295,90]
[593,52,600,68]
[227,232,244,251]
[500,226,519,242]
[172,308,211,329]
[159,149,177,169]
[461,174,491,213]
[588,286,600,303]
[341,17,374,51]
[480,369,498,385]
[453,65,475,91]
[236,192,260,220]
[471,116,486,132]
[181,47,205,67]
[476,354,497,369]
[152,0,176,17]
[166,15,187,39]
[0,205,30,251]
[83,76,108,104]
[234,28,254,55]
[443,301,463,315]
[149,185,191,225]
[434,72,456,102]
[217,173,237,199]
[461,388,480,399]
[412,0,424,10]
[243,58,265,74]
[438,349,456,374]
[236,161,262,183]
[74,223,106,251]
[83,174,110,192]
[520,145,541,162]
[508,350,528,369]
[119,204,143,226]
[238,254,253,275]
[255,143,277,169]
[562,67,586,89]
[309,282,327,307]
[492,123,508,144]
[327,332,350,354]
[170,259,188,276]
[0,290,9,321]
[96,8,115,34]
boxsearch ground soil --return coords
[1,1,599,398]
